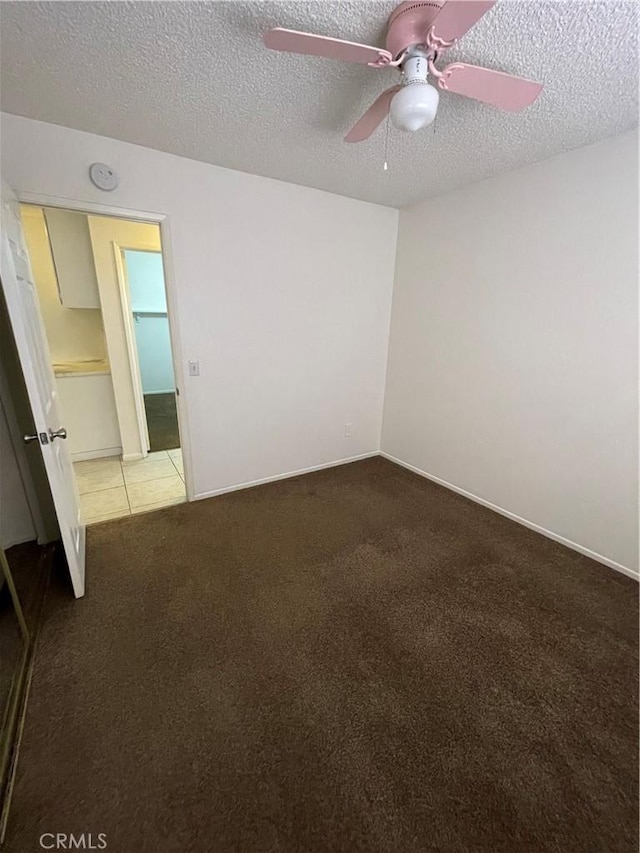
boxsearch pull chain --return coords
[383,112,391,171]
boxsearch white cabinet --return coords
[44,208,101,309]
[55,372,121,460]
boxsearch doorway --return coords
[19,205,186,524]
[122,249,180,453]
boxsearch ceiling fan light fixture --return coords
[264,2,544,145]
[390,81,439,132]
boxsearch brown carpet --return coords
[144,392,180,452]
[4,457,638,852]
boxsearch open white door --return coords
[1,180,85,597]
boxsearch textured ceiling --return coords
[0,1,637,208]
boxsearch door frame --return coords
[112,243,152,460]
[17,192,193,501]
[114,244,178,461]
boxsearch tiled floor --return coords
[74,449,185,525]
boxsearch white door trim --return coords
[16,192,193,501]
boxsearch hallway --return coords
[75,450,185,524]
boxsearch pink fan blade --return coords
[438,63,543,111]
[344,86,401,143]
[431,1,496,43]
[263,28,393,67]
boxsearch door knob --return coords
[23,434,39,444]
[49,427,67,441]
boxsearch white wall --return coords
[125,250,176,395]
[126,250,167,313]
[134,317,175,395]
[383,131,639,576]
[1,113,398,496]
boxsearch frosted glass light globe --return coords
[390,82,440,133]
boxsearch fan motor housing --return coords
[386,1,445,59]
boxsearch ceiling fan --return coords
[263,0,543,142]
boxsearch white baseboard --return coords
[380,452,639,582]
[193,451,379,502]
[121,452,145,463]
[71,447,122,462]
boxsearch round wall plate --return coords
[89,162,118,191]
